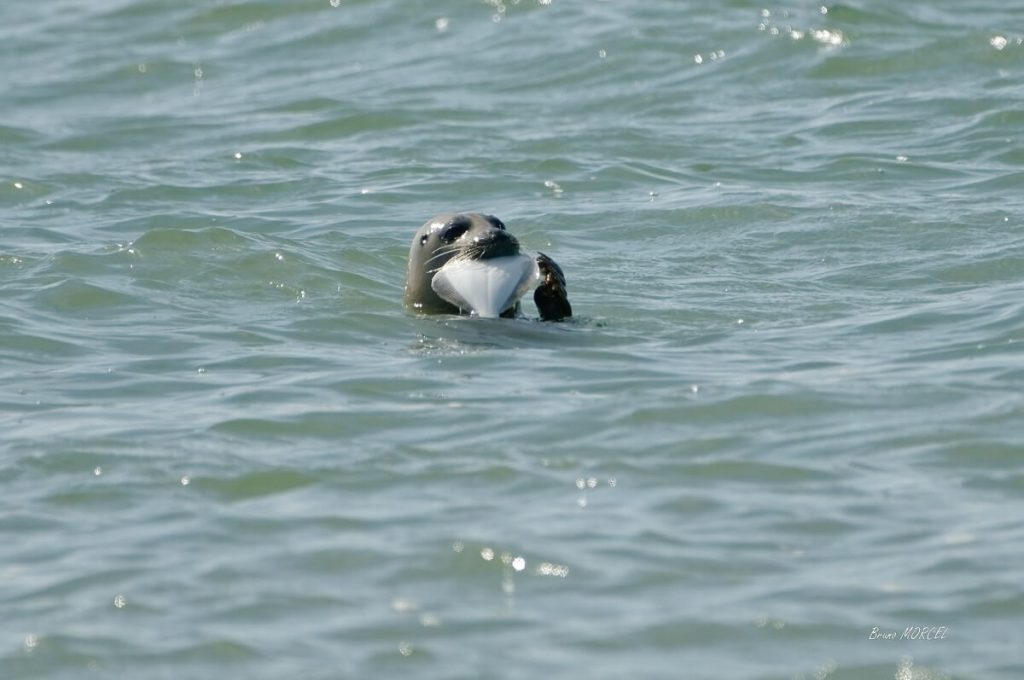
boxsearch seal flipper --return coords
[533,252,572,321]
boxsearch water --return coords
[3,1,1023,678]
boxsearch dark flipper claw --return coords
[534,252,572,321]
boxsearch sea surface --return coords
[3,1,1023,678]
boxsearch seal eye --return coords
[419,234,429,246]
[486,215,506,230]
[441,218,471,244]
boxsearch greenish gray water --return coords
[3,1,1023,678]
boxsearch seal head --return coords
[404,212,572,321]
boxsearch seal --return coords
[404,213,572,321]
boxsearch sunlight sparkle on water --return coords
[23,634,39,652]
[391,597,417,613]
[537,562,569,577]
[811,29,843,46]
[419,613,441,627]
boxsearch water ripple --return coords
[4,1,1024,678]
